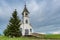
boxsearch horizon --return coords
[0,0,60,35]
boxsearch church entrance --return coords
[25,29,29,35]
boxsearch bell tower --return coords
[20,4,33,36]
[22,4,30,24]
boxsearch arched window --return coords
[30,29,32,32]
[26,13,28,15]
[20,28,22,32]
[25,13,28,17]
[26,20,28,24]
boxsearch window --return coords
[26,13,28,15]
[30,29,32,32]
[26,20,28,24]
[25,13,28,17]
[20,28,22,32]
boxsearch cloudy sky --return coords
[0,0,60,34]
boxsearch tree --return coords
[4,9,22,37]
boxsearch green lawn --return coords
[0,34,60,40]
[0,36,40,40]
[45,34,60,39]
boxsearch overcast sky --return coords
[0,0,60,34]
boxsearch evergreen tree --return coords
[4,9,22,37]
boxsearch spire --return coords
[22,3,29,15]
[15,9,17,11]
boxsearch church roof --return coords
[22,4,29,15]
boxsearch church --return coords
[20,4,33,36]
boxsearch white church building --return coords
[20,4,33,36]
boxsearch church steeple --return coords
[22,3,30,24]
[20,3,33,36]
[22,4,29,16]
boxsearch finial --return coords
[15,9,17,11]
[24,0,26,7]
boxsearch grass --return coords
[0,36,40,40]
[0,34,60,40]
[45,34,60,39]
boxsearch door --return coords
[25,29,29,35]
